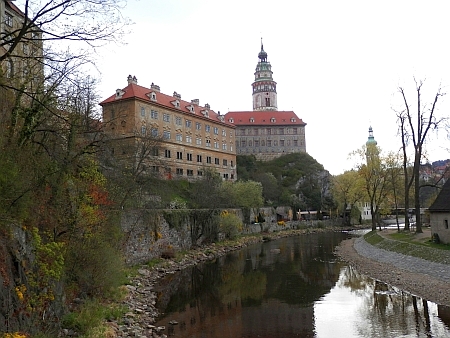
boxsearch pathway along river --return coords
[153,231,450,337]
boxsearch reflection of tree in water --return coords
[338,265,373,297]
[258,233,345,305]
[351,278,437,337]
[337,266,446,337]
[156,258,224,314]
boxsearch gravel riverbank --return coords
[335,235,450,307]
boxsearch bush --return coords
[64,236,125,298]
[62,299,125,335]
[220,212,242,240]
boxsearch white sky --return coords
[94,0,450,175]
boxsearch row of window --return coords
[141,126,233,151]
[236,127,302,136]
[140,108,231,136]
[253,84,276,91]
[165,149,234,166]
[239,139,303,147]
[151,167,234,180]
[3,59,38,79]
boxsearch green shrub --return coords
[62,299,126,335]
[220,212,242,240]
[65,236,125,298]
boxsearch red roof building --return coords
[100,75,237,181]
[224,42,306,161]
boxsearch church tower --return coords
[252,40,277,111]
[366,126,377,146]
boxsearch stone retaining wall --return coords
[121,207,307,265]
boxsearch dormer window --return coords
[186,105,195,113]
[115,89,125,99]
[146,92,157,101]
[201,110,209,117]
[271,117,276,123]
[250,118,254,123]
[171,100,180,108]
[291,117,296,122]
[229,118,234,123]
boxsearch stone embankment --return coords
[336,231,450,307]
[110,227,344,338]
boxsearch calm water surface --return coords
[154,232,450,337]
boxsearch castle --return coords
[224,42,307,161]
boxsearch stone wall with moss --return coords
[121,207,293,265]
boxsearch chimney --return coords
[205,103,210,109]
[127,75,137,85]
[173,91,181,99]
[150,82,160,92]
[191,99,199,106]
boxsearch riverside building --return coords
[100,75,237,181]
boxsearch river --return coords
[153,231,450,337]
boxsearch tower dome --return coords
[366,126,377,146]
[252,39,277,111]
[258,44,268,62]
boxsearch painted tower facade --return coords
[225,42,306,161]
[252,41,277,111]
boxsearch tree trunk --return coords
[371,205,376,231]
[414,151,423,233]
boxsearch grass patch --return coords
[387,231,450,251]
[147,257,163,269]
[364,230,450,264]
[62,299,127,337]
[363,231,384,245]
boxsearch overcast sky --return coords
[95,0,450,175]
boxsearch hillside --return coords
[237,153,334,213]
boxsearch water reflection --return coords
[154,232,450,337]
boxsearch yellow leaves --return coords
[14,284,26,302]
[1,333,28,338]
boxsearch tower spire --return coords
[252,40,277,111]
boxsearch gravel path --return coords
[336,236,450,307]
[353,236,450,283]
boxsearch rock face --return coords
[0,225,64,335]
[120,208,300,265]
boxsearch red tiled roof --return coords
[100,82,233,127]
[224,111,306,126]
[6,1,26,17]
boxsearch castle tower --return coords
[365,126,379,163]
[252,40,277,111]
[366,126,377,146]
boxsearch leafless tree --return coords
[395,78,447,233]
